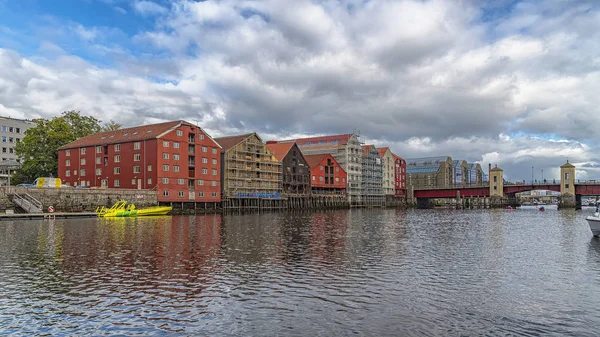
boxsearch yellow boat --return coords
[96,200,172,217]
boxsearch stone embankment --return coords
[1,187,157,213]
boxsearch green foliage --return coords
[102,119,122,131]
[12,111,102,185]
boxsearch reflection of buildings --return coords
[308,211,349,262]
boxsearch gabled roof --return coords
[362,144,377,158]
[303,154,328,169]
[294,133,354,146]
[392,153,405,162]
[59,121,182,150]
[376,147,391,158]
[298,142,343,154]
[561,161,575,168]
[214,133,256,151]
[265,142,295,162]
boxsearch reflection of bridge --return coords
[411,162,600,208]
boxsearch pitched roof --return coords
[362,144,376,157]
[376,147,390,158]
[214,133,255,151]
[59,121,183,150]
[265,142,295,162]
[303,154,328,169]
[294,133,354,145]
[298,142,343,155]
[406,156,452,166]
[392,153,404,162]
[561,161,575,168]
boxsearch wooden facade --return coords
[265,142,311,197]
[304,154,347,196]
[393,153,407,196]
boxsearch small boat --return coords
[587,204,600,237]
[538,206,545,212]
[96,200,172,217]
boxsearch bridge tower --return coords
[489,166,504,197]
[560,160,575,195]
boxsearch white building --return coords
[0,116,37,185]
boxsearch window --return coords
[66,160,71,167]
[1,137,4,142]
[134,154,141,161]
[9,127,13,132]
[565,184,570,189]
[202,157,208,164]
[312,175,315,180]
[320,165,324,171]
[162,190,169,196]
[174,165,180,172]
[212,159,217,165]
[342,178,345,183]
[211,181,217,186]
[114,155,120,162]
[16,128,20,133]
[114,167,120,174]
[163,165,169,171]
[336,167,339,172]
[178,178,184,185]
[74,170,77,175]
[178,191,184,197]
[202,146,207,152]
[198,180,204,186]
[336,177,339,182]
[134,142,140,150]
[81,158,86,165]
[81,148,86,154]
[493,186,497,190]
[80,169,86,176]
[163,153,169,160]
[115,179,120,187]
[162,178,169,184]
[66,150,70,156]
[199,134,204,140]
[493,176,497,183]
[202,168,208,174]
[132,179,136,185]
[96,168,102,176]
[96,146,102,153]
[163,141,169,147]
[148,165,152,171]
[174,142,180,149]
[115,144,120,152]
[177,130,183,136]
[212,148,217,154]
[148,178,152,185]
[198,191,204,197]
[319,176,324,181]
[133,166,140,173]
[66,170,71,177]
[174,154,180,160]
[211,169,217,175]
[1,126,5,132]
[212,192,217,197]
[96,157,101,164]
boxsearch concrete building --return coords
[361,145,384,205]
[405,156,454,188]
[377,147,396,197]
[0,116,36,185]
[58,120,222,205]
[281,133,363,204]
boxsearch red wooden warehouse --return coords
[303,153,347,196]
[57,120,222,205]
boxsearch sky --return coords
[0,0,599,181]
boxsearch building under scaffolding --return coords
[214,133,284,210]
[361,145,385,206]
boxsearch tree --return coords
[103,119,122,131]
[12,111,102,185]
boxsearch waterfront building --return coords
[361,145,384,205]
[304,154,347,196]
[265,142,311,197]
[214,133,282,199]
[405,156,454,188]
[58,120,222,205]
[0,116,36,186]
[392,153,407,196]
[281,133,363,204]
[376,147,396,197]
[452,160,469,185]
[467,163,484,184]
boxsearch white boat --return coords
[587,204,600,236]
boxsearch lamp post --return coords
[541,169,544,183]
[531,166,534,184]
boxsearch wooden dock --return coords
[0,212,97,220]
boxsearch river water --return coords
[1,206,600,336]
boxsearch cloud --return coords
[2,0,600,180]
[133,0,167,16]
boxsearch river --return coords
[1,207,600,336]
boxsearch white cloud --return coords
[133,0,167,16]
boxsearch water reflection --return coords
[1,209,600,336]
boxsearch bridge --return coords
[412,161,600,208]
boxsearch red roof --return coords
[377,147,390,158]
[392,152,405,161]
[265,142,295,162]
[362,144,376,157]
[303,154,328,169]
[214,133,256,151]
[293,133,354,145]
[59,121,183,150]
